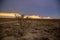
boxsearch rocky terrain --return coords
[0,19,60,40]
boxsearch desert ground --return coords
[0,18,60,40]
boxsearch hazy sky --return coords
[0,0,60,18]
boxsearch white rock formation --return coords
[0,13,21,18]
[24,15,52,19]
[0,13,52,19]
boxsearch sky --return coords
[0,0,60,18]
